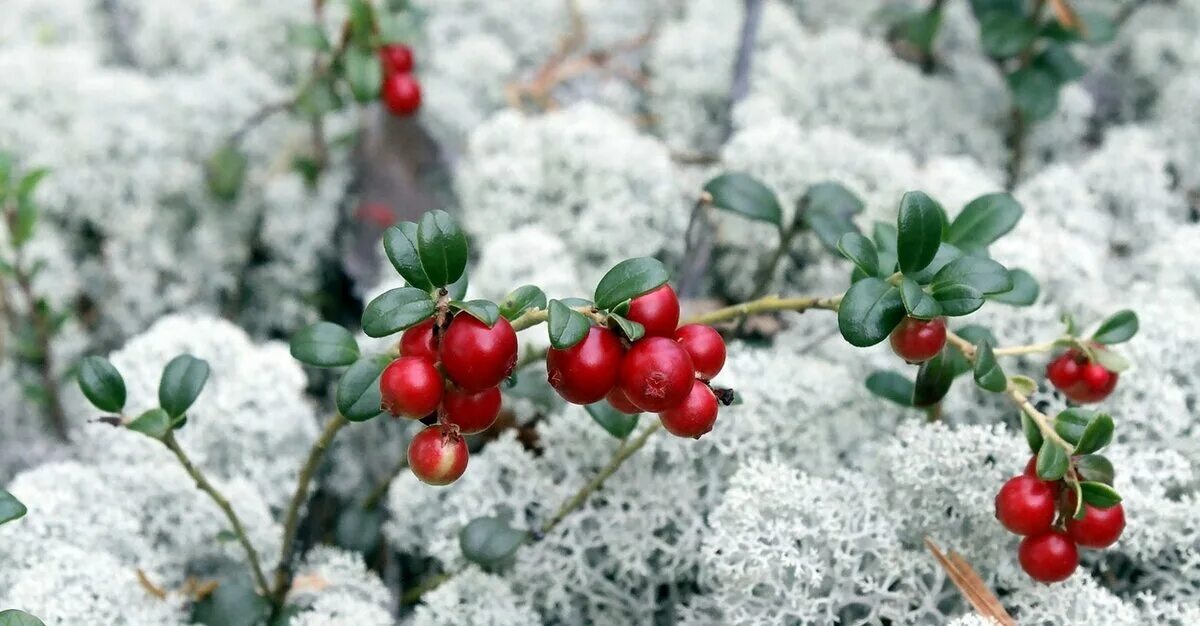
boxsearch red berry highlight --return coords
[605,387,641,415]
[1066,501,1125,549]
[400,319,437,362]
[1046,349,1083,390]
[382,73,422,116]
[995,475,1057,536]
[673,324,726,380]
[546,326,625,404]
[440,314,518,392]
[442,386,502,435]
[626,285,680,338]
[1018,531,1079,583]
[379,43,414,75]
[407,425,468,486]
[888,316,947,363]
[379,356,443,419]
[658,380,719,438]
[618,336,695,412]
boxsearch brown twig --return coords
[924,538,1017,625]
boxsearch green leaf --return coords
[1054,408,1095,444]
[1036,441,1069,480]
[801,182,865,252]
[912,348,956,407]
[899,277,940,319]
[608,313,645,342]
[979,12,1037,57]
[1009,66,1060,121]
[286,23,331,50]
[972,341,1007,392]
[289,322,360,367]
[361,287,436,338]
[932,255,1012,295]
[159,355,210,418]
[1074,454,1115,485]
[344,44,382,102]
[191,571,271,626]
[1074,412,1114,455]
[1092,310,1138,345]
[1035,44,1087,83]
[417,209,469,287]
[383,222,435,291]
[896,191,945,274]
[946,193,1023,250]
[0,489,28,526]
[1091,347,1131,373]
[1079,481,1122,509]
[77,355,127,412]
[547,300,591,350]
[499,285,547,321]
[1010,374,1038,396]
[1070,479,1086,519]
[836,277,905,347]
[904,242,964,284]
[592,257,670,311]
[1061,312,1080,336]
[347,0,376,45]
[128,407,172,439]
[0,610,46,626]
[837,233,879,277]
[899,5,943,53]
[702,172,782,226]
[585,401,641,437]
[1043,9,1117,44]
[450,300,500,327]
[459,517,528,568]
[336,354,392,422]
[1020,411,1044,454]
[988,268,1039,306]
[930,283,985,316]
[205,143,248,202]
[864,370,915,406]
[446,269,469,301]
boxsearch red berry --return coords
[400,319,437,362]
[379,43,414,75]
[407,425,468,486]
[995,475,1057,536]
[658,380,719,438]
[618,336,695,412]
[1046,350,1083,390]
[380,356,443,419]
[1074,362,1118,403]
[626,285,680,338]
[546,326,624,404]
[382,73,422,116]
[1018,531,1079,583]
[1066,500,1125,549]
[440,314,518,392]
[888,316,947,363]
[673,324,726,380]
[606,387,641,415]
[442,386,502,435]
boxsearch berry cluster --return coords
[995,457,1126,583]
[1046,347,1118,403]
[379,43,422,117]
[381,313,518,485]
[546,285,729,438]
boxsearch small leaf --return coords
[865,370,915,406]
[500,285,547,321]
[1091,347,1130,373]
[205,144,248,202]
[1074,413,1114,455]
[1079,481,1122,509]
[289,322,360,367]
[159,355,210,418]
[1036,441,1069,480]
[77,355,127,412]
[592,257,670,311]
[972,341,1007,392]
[287,23,331,50]
[837,233,879,277]
[932,256,1013,295]
[608,313,645,342]
[417,210,469,287]
[896,191,945,274]
[979,11,1038,57]
[344,45,381,102]
[294,76,342,119]
[459,517,529,568]
[128,407,172,440]
[905,242,964,284]
[361,287,436,338]
[450,300,500,327]
[383,222,436,291]
[1054,408,1095,445]
[1092,310,1138,345]
[702,172,782,226]
[547,300,590,350]
[945,193,1023,250]
[1035,44,1087,83]
[801,182,865,252]
[912,348,956,407]
[899,277,941,319]
[336,354,392,422]
[1009,66,1060,121]
[1074,454,1114,485]
[1020,412,1044,454]
[0,489,28,526]
[988,268,1040,306]
[585,401,641,437]
[1010,374,1038,396]
[191,571,272,626]
[0,610,46,626]
[836,277,905,347]
[930,283,985,316]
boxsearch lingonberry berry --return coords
[1046,349,1083,391]
[379,43,414,75]
[658,380,719,438]
[606,387,641,415]
[995,475,1057,536]
[673,324,726,380]
[618,336,695,412]
[379,356,443,419]
[1074,362,1118,403]
[1066,499,1125,549]
[442,386,502,435]
[440,314,518,392]
[382,73,422,116]
[1018,531,1079,583]
[400,319,438,362]
[626,285,680,338]
[888,316,947,363]
[407,425,468,486]
[546,326,625,404]
[1047,349,1118,403]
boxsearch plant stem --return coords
[8,245,69,441]
[682,294,842,326]
[269,413,349,609]
[162,431,270,594]
[992,340,1059,357]
[509,305,608,332]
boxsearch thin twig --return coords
[722,0,765,142]
[10,251,69,441]
[924,538,1017,626]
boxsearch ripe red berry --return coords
[673,324,726,380]
[442,386,502,435]
[546,326,625,404]
[888,316,947,363]
[606,387,641,415]
[1046,350,1083,390]
[407,425,468,486]
[1074,362,1118,403]
[379,356,443,419]
[1047,349,1118,404]
[659,380,719,438]
[400,319,438,362]
[995,475,1057,536]
[1066,500,1125,549]
[618,336,695,412]
[1018,531,1079,583]
[440,314,518,392]
[626,285,680,338]
[382,73,422,116]
[379,43,414,75]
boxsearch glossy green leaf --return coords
[77,355,127,412]
[988,268,1039,306]
[837,277,905,347]
[128,407,172,439]
[703,172,782,226]
[1092,309,1138,345]
[896,191,945,274]
[837,232,879,277]
[0,489,28,526]
[979,12,1037,57]
[1074,412,1114,455]
[0,610,46,626]
[864,370,914,406]
[930,283,985,316]
[972,341,1007,392]
[289,322,360,367]
[1054,408,1095,445]
[912,348,956,407]
[344,45,381,102]
[905,242,964,284]
[608,313,645,342]
[383,222,435,291]
[1070,479,1086,519]
[450,300,500,328]
[361,287,436,338]
[336,354,392,422]
[499,285,547,321]
[932,255,1013,295]
[899,277,941,319]
[592,257,669,311]
[1020,411,1044,454]
[946,193,1023,250]
[459,517,528,568]
[801,182,865,252]
[547,300,590,350]
[585,401,641,437]
[1074,454,1115,485]
[1009,66,1060,121]
[159,355,210,418]
[1036,441,1069,480]
[417,209,469,287]
[1010,374,1038,396]
[1080,481,1122,508]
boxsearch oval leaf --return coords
[931,283,985,317]
[1053,408,1095,445]
[972,341,1007,392]
[362,287,436,338]
[1020,412,1044,454]
[383,222,435,291]
[450,300,500,328]
[1008,66,1060,121]
[1074,454,1114,485]
[988,268,1039,306]
[459,517,529,567]
[912,348,956,407]
[336,354,393,422]
[289,322,360,367]
[837,232,880,277]
[864,370,915,407]
[899,277,941,319]
[159,355,210,418]
[500,285,547,321]
[1079,481,1122,509]
[585,401,641,437]
[547,300,591,350]
[1074,412,1114,455]
[1091,309,1138,345]
[932,256,1013,295]
[946,193,1023,250]
[592,257,670,311]
[77,355,127,413]
[0,489,28,526]
[0,610,46,626]
[703,172,782,226]
[905,242,964,284]
[802,182,865,252]
[128,407,172,440]
[896,191,945,274]
[344,44,382,102]
[608,313,645,343]
[1036,441,1069,480]
[417,209,469,287]
[837,278,905,347]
